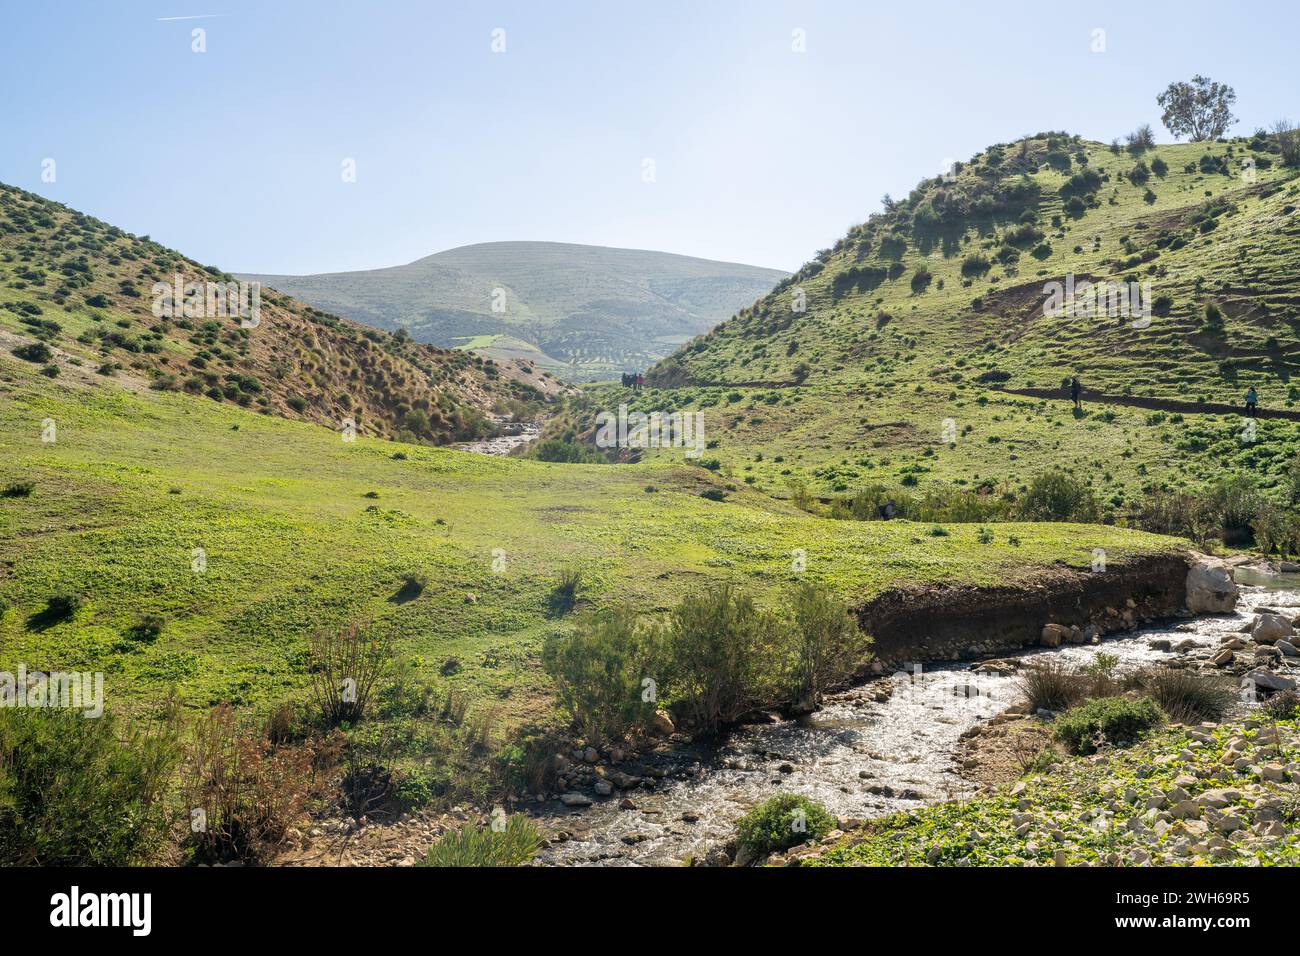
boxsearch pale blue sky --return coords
[3,1,1296,274]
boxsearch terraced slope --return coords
[0,183,561,445]
[615,132,1300,501]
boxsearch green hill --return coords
[612,131,1300,508]
[0,183,561,445]
[239,242,789,382]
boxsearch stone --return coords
[559,792,592,807]
[593,780,614,797]
[648,709,676,737]
[1186,558,1238,614]
[1170,800,1201,819]
[1244,668,1297,693]
[1195,788,1240,809]
[1149,639,1173,652]
[1040,624,1069,648]
[1252,613,1293,645]
[1211,648,1236,668]
[1277,640,1299,658]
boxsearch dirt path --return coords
[990,386,1300,421]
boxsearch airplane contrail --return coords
[155,14,226,21]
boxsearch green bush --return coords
[541,609,662,744]
[12,342,52,363]
[1,481,35,499]
[783,583,872,710]
[421,815,541,867]
[1053,697,1162,755]
[0,706,181,865]
[735,794,836,856]
[1016,470,1101,522]
[664,586,785,734]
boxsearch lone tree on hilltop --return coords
[1157,75,1238,141]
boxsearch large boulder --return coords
[1040,624,1070,648]
[1251,613,1293,645]
[1243,668,1298,694]
[1186,558,1238,614]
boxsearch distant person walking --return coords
[1245,386,1258,418]
[1070,376,1082,411]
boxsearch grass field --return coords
[0,365,1183,729]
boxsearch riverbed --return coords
[535,576,1300,866]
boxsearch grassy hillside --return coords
[0,183,559,445]
[0,367,1182,723]
[240,241,789,382]
[608,132,1300,504]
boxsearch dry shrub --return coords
[309,625,391,725]
[182,703,341,863]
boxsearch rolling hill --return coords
[239,242,789,382]
[559,130,1300,508]
[0,183,562,445]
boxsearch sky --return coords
[2,0,1297,275]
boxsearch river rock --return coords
[1186,558,1238,614]
[648,709,676,737]
[1041,624,1069,648]
[1244,668,1297,693]
[1251,613,1293,645]
[1278,640,1299,657]
[1211,648,1235,668]
[560,792,592,807]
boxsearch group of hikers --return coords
[621,372,645,389]
[1066,376,1261,418]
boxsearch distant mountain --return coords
[239,242,789,382]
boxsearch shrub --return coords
[547,566,582,616]
[910,266,933,293]
[421,815,541,867]
[0,705,181,865]
[1016,659,1086,713]
[663,586,785,734]
[1053,696,1162,755]
[43,592,83,623]
[183,703,337,863]
[1,481,35,498]
[126,613,165,643]
[1138,668,1234,723]
[12,342,52,363]
[1262,689,1300,722]
[541,608,663,744]
[1016,470,1101,522]
[735,794,836,857]
[308,625,391,725]
[784,583,872,710]
[961,253,991,277]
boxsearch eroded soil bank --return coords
[858,552,1192,667]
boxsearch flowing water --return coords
[455,420,541,456]
[535,576,1300,866]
